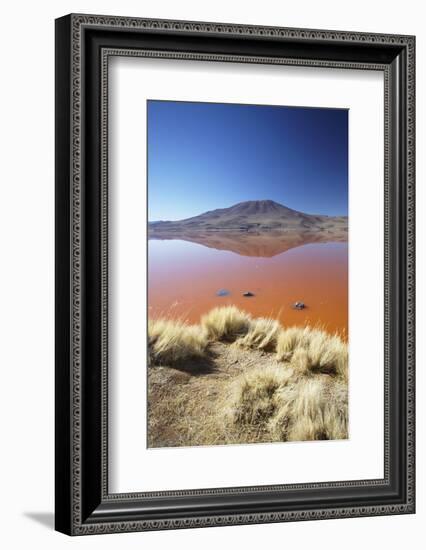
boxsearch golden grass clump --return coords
[270,377,348,441]
[304,330,348,379]
[227,321,348,442]
[235,317,281,352]
[201,305,251,342]
[276,326,310,361]
[148,318,207,366]
[276,326,348,380]
[229,366,294,425]
[227,365,348,442]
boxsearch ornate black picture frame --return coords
[55,14,415,535]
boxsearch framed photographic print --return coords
[55,14,416,535]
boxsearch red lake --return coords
[148,238,348,337]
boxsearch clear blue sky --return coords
[147,100,348,221]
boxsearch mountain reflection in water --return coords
[149,229,347,258]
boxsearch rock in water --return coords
[216,289,230,297]
[243,291,255,297]
[292,301,306,310]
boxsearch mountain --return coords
[149,200,347,235]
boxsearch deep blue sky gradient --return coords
[147,100,348,220]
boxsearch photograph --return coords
[147,100,349,448]
[52,9,415,537]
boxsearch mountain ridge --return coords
[149,199,347,232]
[182,200,303,221]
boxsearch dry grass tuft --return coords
[276,326,348,380]
[235,317,281,352]
[228,366,294,425]
[290,348,311,376]
[201,306,252,342]
[227,320,348,442]
[304,330,348,379]
[227,364,348,442]
[276,326,310,361]
[148,319,207,366]
[269,377,348,441]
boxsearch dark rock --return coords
[216,289,230,297]
[292,301,306,310]
[243,291,255,297]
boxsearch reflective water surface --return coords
[148,236,348,336]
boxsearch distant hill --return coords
[149,200,347,242]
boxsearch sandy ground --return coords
[148,342,285,448]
